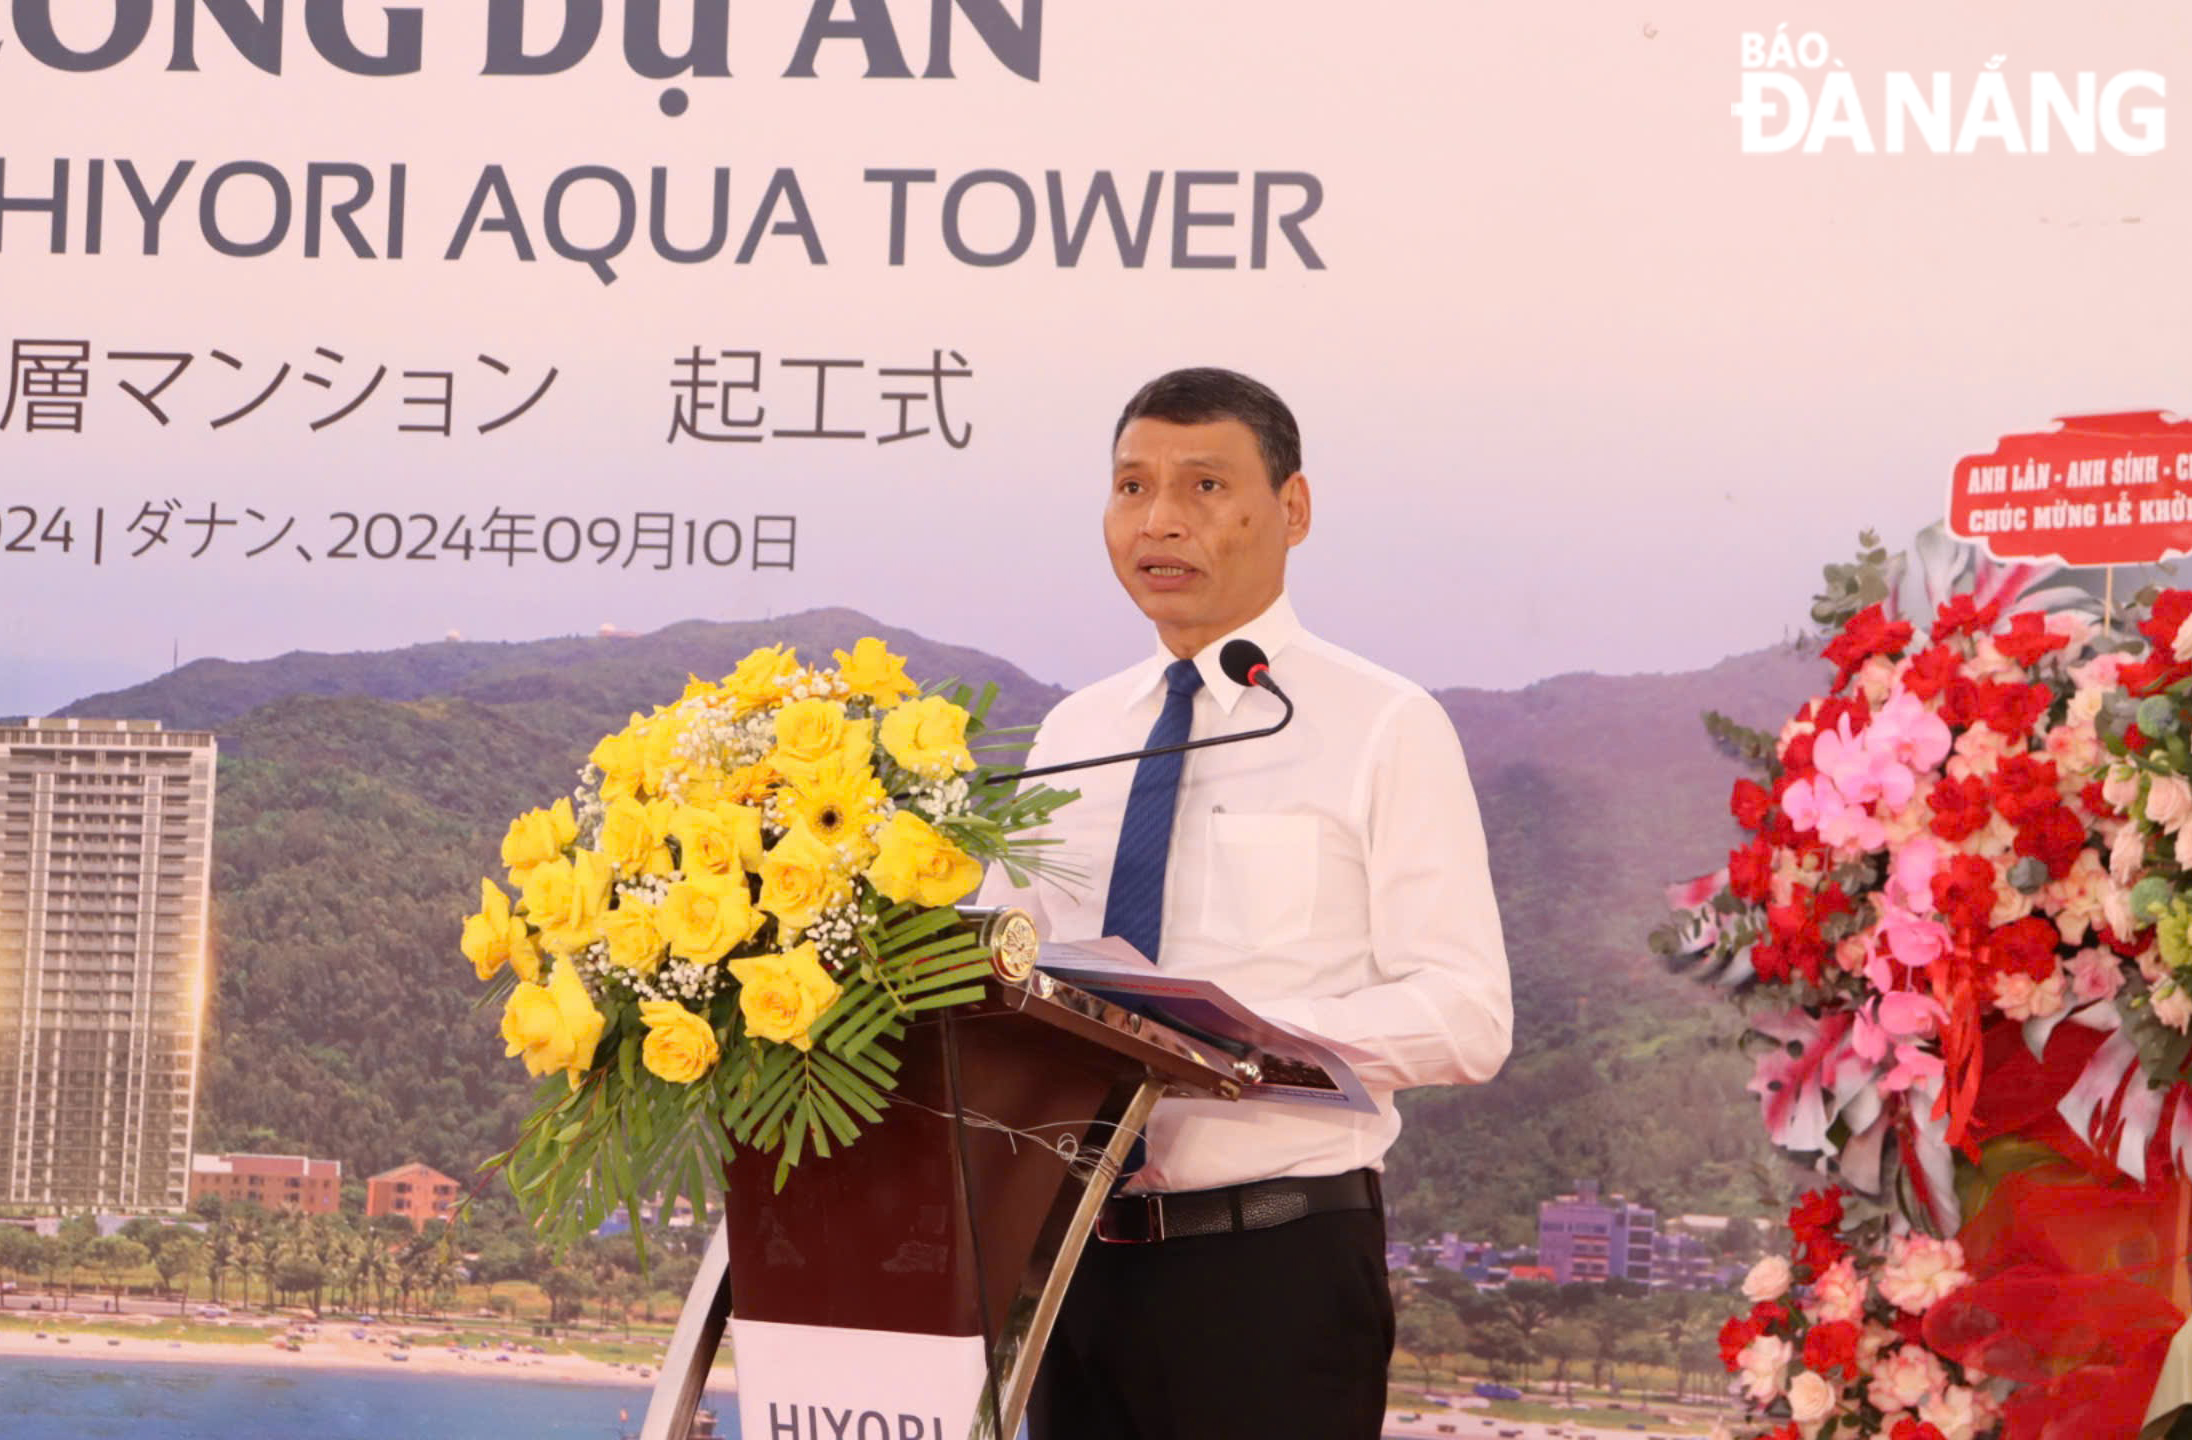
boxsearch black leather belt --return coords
[1094,1168,1379,1244]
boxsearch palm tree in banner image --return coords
[1648,1290,1708,1401]
[324,1226,361,1311]
[156,1234,207,1313]
[357,1241,398,1316]
[204,1221,236,1305]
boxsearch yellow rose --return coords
[780,760,887,865]
[679,765,776,814]
[520,848,614,956]
[832,637,919,708]
[598,797,675,877]
[723,644,800,715]
[680,672,721,704]
[460,878,541,983]
[500,960,605,1089]
[669,804,765,877]
[725,762,780,805]
[659,873,762,963]
[758,825,853,935]
[638,1000,722,1083]
[590,719,648,805]
[638,709,688,795]
[878,695,975,781]
[501,797,577,884]
[727,943,842,1051]
[769,699,874,785]
[866,811,982,907]
[600,901,667,975]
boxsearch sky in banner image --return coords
[0,2,2186,714]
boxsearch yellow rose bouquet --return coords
[460,638,1074,1242]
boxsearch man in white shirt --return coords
[979,367,1512,1440]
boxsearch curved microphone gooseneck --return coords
[982,639,1294,786]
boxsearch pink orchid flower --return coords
[1851,990,1949,1063]
[1888,836,1942,914]
[1866,903,1949,989]
[1864,690,1953,772]
[1783,776,1888,851]
[1881,1042,1945,1094]
[1814,717,1915,809]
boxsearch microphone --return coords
[1219,639,1276,694]
[983,640,1295,785]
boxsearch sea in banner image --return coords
[0,1358,740,1440]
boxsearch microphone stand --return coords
[983,681,1294,785]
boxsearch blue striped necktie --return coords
[1102,657,1204,964]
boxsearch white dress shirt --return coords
[977,593,1512,1194]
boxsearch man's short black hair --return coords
[1112,367,1301,489]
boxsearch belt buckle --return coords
[1094,1194,1165,1245]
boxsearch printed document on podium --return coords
[1036,939,1378,1115]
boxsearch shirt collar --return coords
[1121,592,1304,716]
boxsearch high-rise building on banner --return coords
[0,718,217,1210]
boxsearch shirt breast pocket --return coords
[1200,810,1319,950]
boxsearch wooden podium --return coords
[641,912,1249,1440]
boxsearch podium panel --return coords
[728,1318,989,1439]
[646,962,1247,1440]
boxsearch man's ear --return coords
[1281,472,1312,547]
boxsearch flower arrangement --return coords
[1670,530,2192,1436]
[1712,1191,1994,1440]
[2056,588,2192,1173]
[1658,530,2116,1230]
[459,638,1072,1240]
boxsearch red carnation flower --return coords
[2014,804,2086,880]
[1933,854,2000,935]
[1936,676,1981,729]
[1729,839,1774,904]
[1748,1299,1790,1331]
[1731,778,1773,832]
[1891,1421,1949,1440]
[1994,610,2071,667]
[1823,604,1915,692]
[1932,593,2005,639]
[2139,590,2192,653]
[2127,723,2153,753]
[1977,679,2052,740]
[1989,753,2062,824]
[1751,941,1790,984]
[2081,779,2116,820]
[1787,1188,1846,1271]
[1927,775,1992,843]
[1903,644,1963,702]
[1782,729,1819,775]
[1983,915,2062,983]
[1815,695,1872,738]
[1802,1319,1861,1380]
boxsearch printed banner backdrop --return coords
[0,2,2180,708]
[7,0,2192,1423]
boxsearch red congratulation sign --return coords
[1947,411,2192,566]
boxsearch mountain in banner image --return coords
[53,616,1826,1239]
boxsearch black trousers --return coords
[1027,1206,1395,1440]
